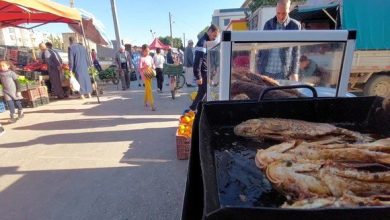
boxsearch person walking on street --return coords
[184,24,220,113]
[115,45,132,90]
[68,36,93,99]
[166,49,174,64]
[139,44,156,111]
[0,60,24,123]
[184,40,194,87]
[258,0,301,81]
[132,46,143,87]
[40,43,65,99]
[91,49,102,72]
[153,48,165,92]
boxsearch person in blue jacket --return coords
[185,24,220,113]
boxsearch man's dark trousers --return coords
[189,77,207,111]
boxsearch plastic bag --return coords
[130,71,137,81]
[70,75,81,92]
[144,67,156,79]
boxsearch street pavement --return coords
[0,81,197,220]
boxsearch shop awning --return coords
[149,38,170,50]
[68,9,111,46]
[0,0,81,28]
[289,0,339,24]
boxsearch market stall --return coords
[181,30,390,219]
[0,0,103,106]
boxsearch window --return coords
[223,19,230,26]
[8,28,15,34]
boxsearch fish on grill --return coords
[282,193,390,208]
[234,118,369,143]
[231,71,301,100]
[255,138,390,169]
[266,160,390,200]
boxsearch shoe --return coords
[87,93,92,98]
[80,95,85,99]
[9,117,17,123]
[122,88,126,91]
[18,110,24,119]
[151,106,156,111]
[143,84,145,87]
[0,127,5,136]
[186,84,194,87]
[138,84,141,87]
[171,90,175,100]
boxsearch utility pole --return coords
[110,0,122,50]
[183,33,186,48]
[169,12,173,46]
[69,0,74,7]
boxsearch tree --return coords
[197,26,209,40]
[159,36,184,50]
[47,34,63,50]
[249,0,302,12]
[159,36,171,46]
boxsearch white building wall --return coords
[0,27,55,48]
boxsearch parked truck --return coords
[290,0,390,97]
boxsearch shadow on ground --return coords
[0,124,187,220]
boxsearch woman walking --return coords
[153,48,165,92]
[139,44,156,111]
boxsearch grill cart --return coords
[181,30,390,220]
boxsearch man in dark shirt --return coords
[185,24,220,113]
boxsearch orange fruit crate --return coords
[176,129,191,160]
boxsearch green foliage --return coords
[98,67,116,80]
[159,36,184,50]
[249,0,302,12]
[47,34,63,50]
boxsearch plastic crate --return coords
[40,97,50,105]
[176,130,191,160]
[22,88,40,101]
[38,86,49,98]
[22,99,42,108]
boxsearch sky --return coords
[36,0,242,46]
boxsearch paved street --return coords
[0,82,196,220]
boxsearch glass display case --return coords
[207,30,356,101]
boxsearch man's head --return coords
[276,0,291,24]
[39,43,47,51]
[119,45,125,52]
[156,48,161,54]
[45,42,53,49]
[69,36,76,44]
[188,40,193,47]
[207,24,220,41]
[299,55,310,70]
[92,49,95,52]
